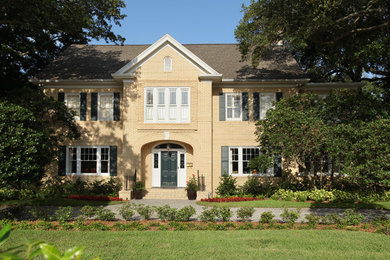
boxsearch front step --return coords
[143,188,188,200]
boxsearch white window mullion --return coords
[97,147,101,175]
[77,147,81,174]
[238,148,243,174]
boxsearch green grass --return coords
[5,230,390,259]
[0,198,124,207]
[197,199,390,210]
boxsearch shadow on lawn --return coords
[310,201,386,210]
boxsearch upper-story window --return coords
[144,87,190,123]
[98,93,114,120]
[259,93,276,120]
[65,93,80,120]
[164,56,172,72]
[226,93,242,121]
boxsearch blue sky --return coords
[89,0,251,45]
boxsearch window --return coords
[66,146,110,175]
[99,93,114,120]
[229,147,273,175]
[153,153,159,168]
[144,87,190,123]
[164,56,172,72]
[260,93,276,120]
[226,93,242,120]
[65,93,80,120]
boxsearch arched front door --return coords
[152,143,186,188]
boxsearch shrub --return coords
[342,209,365,226]
[217,207,232,222]
[308,189,334,202]
[80,205,97,218]
[280,208,301,227]
[89,222,110,231]
[155,205,177,221]
[176,206,196,222]
[118,202,135,221]
[136,204,154,220]
[370,215,390,227]
[236,207,255,222]
[260,211,275,224]
[240,177,264,197]
[321,213,343,225]
[216,174,237,196]
[331,190,359,202]
[29,206,51,221]
[35,221,56,230]
[305,213,321,228]
[271,189,296,201]
[199,207,219,222]
[0,188,19,201]
[295,191,309,202]
[95,206,116,221]
[54,206,74,223]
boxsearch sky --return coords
[89,0,251,45]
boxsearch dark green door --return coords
[161,151,177,187]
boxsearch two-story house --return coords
[33,34,357,199]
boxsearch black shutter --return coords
[110,146,117,176]
[114,92,120,121]
[219,93,225,121]
[242,92,249,121]
[80,93,87,121]
[253,92,260,121]
[58,92,64,103]
[274,154,282,177]
[58,146,66,176]
[221,146,229,176]
[91,93,98,121]
[276,92,283,102]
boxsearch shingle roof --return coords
[37,44,306,80]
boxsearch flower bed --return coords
[200,197,261,203]
[67,195,122,201]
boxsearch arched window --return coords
[164,56,172,72]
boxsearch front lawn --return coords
[197,199,390,210]
[0,198,124,207]
[6,230,390,259]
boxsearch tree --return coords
[235,0,390,88]
[0,0,126,189]
[253,86,390,192]
[1,0,126,91]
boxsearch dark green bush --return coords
[80,205,97,218]
[216,174,238,196]
[236,207,255,222]
[118,202,135,221]
[95,206,116,221]
[54,206,74,223]
[260,211,275,224]
[280,208,301,227]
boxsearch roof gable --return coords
[111,34,222,80]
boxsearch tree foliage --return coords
[0,0,125,189]
[235,0,390,87]
[1,0,126,90]
[253,86,390,192]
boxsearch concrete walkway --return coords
[105,199,390,222]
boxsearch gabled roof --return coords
[112,34,221,80]
[36,35,307,81]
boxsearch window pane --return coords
[146,90,153,105]
[158,90,165,105]
[181,90,188,105]
[260,93,276,119]
[81,148,97,173]
[170,89,176,105]
[227,108,233,118]
[101,161,108,173]
[164,56,172,72]
[232,162,239,173]
[227,96,232,107]
[81,161,97,173]
[180,153,185,168]
[234,107,241,118]
[66,94,80,117]
[154,153,158,168]
[99,94,113,120]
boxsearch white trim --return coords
[144,87,190,123]
[112,34,221,79]
[228,146,274,176]
[225,93,242,121]
[151,144,186,188]
[66,146,110,176]
[164,56,172,72]
[44,85,121,89]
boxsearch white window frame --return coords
[66,146,110,176]
[144,87,190,123]
[98,93,114,121]
[260,93,276,120]
[64,93,80,120]
[226,93,242,121]
[228,146,274,176]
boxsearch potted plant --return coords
[132,181,145,199]
[185,174,198,200]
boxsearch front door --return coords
[161,151,177,187]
